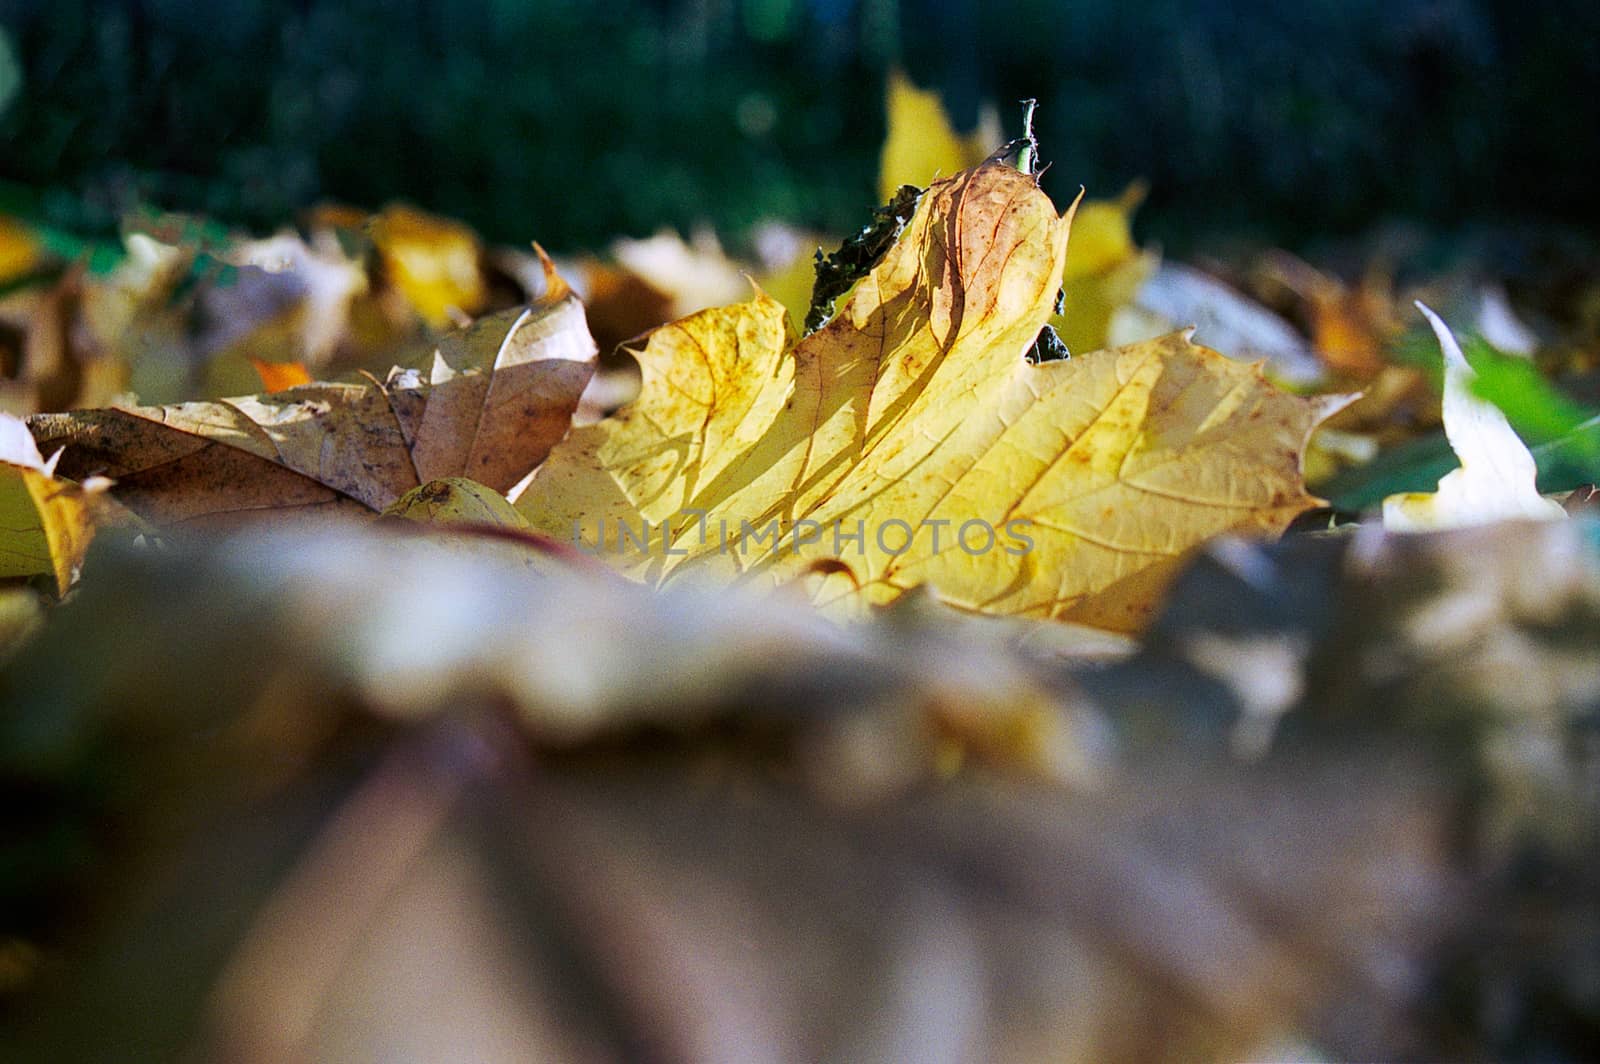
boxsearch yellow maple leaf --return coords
[877,74,1152,355]
[1050,181,1157,355]
[369,204,487,329]
[878,70,996,202]
[517,164,1340,631]
[0,412,98,594]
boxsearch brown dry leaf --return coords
[28,278,596,532]
[563,256,674,358]
[517,164,1341,632]
[0,267,85,416]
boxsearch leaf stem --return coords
[1018,98,1039,176]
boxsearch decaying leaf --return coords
[1383,303,1566,531]
[0,413,97,593]
[875,75,1158,357]
[517,164,1342,631]
[28,283,597,532]
[803,182,921,333]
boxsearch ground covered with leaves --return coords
[2,83,1599,1062]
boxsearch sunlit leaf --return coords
[1383,304,1566,531]
[877,69,994,201]
[519,164,1341,631]
[30,287,596,532]
[0,413,97,593]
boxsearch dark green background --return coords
[1,0,1596,254]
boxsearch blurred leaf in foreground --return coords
[3,518,1595,1061]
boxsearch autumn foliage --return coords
[1,77,1597,1063]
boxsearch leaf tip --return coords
[529,241,572,304]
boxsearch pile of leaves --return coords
[2,82,1599,1061]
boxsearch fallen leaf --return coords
[229,231,370,365]
[1291,256,1401,380]
[518,164,1340,631]
[1476,284,1539,357]
[1122,262,1324,387]
[1051,182,1159,355]
[10,520,1597,1061]
[0,412,97,593]
[609,228,752,321]
[29,279,597,532]
[383,477,529,529]
[369,204,488,329]
[556,255,673,357]
[877,69,998,202]
[875,75,1156,356]
[249,358,314,392]
[0,266,84,416]
[0,215,42,286]
[1383,304,1567,531]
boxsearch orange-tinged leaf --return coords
[29,291,597,532]
[250,358,313,392]
[518,164,1341,632]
